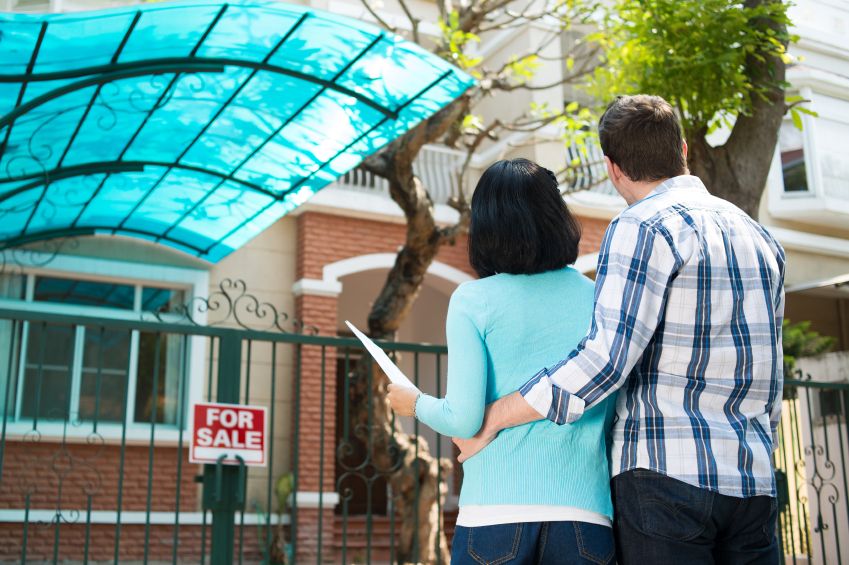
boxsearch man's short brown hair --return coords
[598,95,687,182]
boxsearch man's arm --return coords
[521,219,682,424]
[770,255,786,451]
[455,219,683,461]
[454,392,540,462]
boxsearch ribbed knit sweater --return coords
[415,267,614,518]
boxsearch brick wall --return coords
[0,441,205,562]
[0,521,280,563]
[0,442,199,512]
[295,212,475,282]
[296,211,609,284]
[293,296,338,495]
[578,216,610,258]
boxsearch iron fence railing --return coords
[0,304,454,564]
[776,376,849,565]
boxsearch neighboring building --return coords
[767,0,849,351]
[0,0,847,563]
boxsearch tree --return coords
[588,0,801,218]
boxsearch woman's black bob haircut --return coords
[468,158,581,278]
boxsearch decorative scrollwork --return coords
[0,238,80,278]
[15,412,105,531]
[149,278,319,334]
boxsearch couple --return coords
[387,95,785,565]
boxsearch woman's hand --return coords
[387,384,419,417]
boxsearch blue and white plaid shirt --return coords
[521,175,785,498]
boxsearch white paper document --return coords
[345,320,422,392]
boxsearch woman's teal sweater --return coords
[415,267,614,518]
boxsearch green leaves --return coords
[783,319,835,376]
[786,94,818,130]
[587,0,794,136]
[504,54,541,83]
[437,10,482,70]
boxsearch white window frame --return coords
[768,70,849,225]
[0,251,209,445]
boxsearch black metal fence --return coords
[776,375,849,565]
[0,299,848,564]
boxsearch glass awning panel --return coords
[0,0,474,262]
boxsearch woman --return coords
[387,158,615,564]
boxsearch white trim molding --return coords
[291,491,341,509]
[292,278,343,298]
[0,509,288,525]
[299,187,461,226]
[769,227,849,260]
[293,253,473,298]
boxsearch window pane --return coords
[79,328,131,423]
[141,287,186,313]
[34,276,135,310]
[21,323,75,421]
[135,332,184,425]
[0,319,22,419]
[779,122,809,193]
[0,274,25,299]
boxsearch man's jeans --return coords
[451,521,615,565]
[612,469,779,565]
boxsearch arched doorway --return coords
[330,255,470,515]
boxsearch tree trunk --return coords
[345,213,455,562]
[687,137,772,219]
[687,0,788,220]
[345,98,470,562]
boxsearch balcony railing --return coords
[336,142,621,207]
[564,141,618,197]
[337,145,466,206]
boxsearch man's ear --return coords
[682,140,689,160]
[604,156,621,182]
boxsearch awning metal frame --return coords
[0,1,473,261]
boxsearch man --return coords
[455,95,785,564]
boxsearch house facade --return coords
[0,0,847,563]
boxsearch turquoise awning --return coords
[0,0,473,262]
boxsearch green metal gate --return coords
[0,279,454,564]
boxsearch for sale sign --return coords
[189,402,267,466]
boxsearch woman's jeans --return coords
[451,521,615,565]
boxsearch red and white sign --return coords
[189,402,267,466]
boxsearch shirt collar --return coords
[648,175,708,197]
[627,175,708,210]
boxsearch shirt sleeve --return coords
[520,218,683,424]
[415,285,488,439]
[770,248,786,451]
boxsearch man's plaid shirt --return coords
[521,175,785,497]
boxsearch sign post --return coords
[200,332,255,565]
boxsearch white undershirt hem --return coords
[456,505,612,528]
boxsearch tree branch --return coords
[488,45,600,92]
[456,119,501,205]
[359,0,397,33]
[398,0,421,43]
